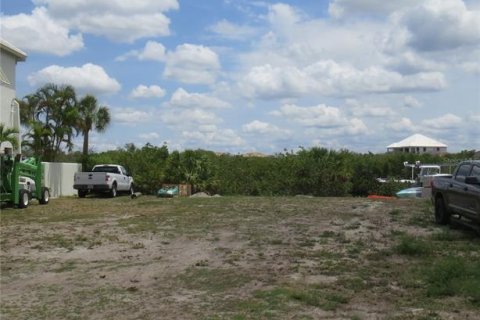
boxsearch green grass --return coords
[424,256,480,303]
[177,267,252,293]
[395,235,432,256]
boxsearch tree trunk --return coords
[82,129,89,170]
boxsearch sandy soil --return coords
[1,196,478,319]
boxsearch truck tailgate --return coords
[74,172,108,186]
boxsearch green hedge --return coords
[67,144,473,196]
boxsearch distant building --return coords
[1,39,27,154]
[387,134,447,155]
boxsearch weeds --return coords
[424,256,480,304]
[395,235,432,256]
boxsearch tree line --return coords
[78,144,473,197]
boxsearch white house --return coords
[387,134,447,155]
[1,39,27,154]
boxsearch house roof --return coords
[0,39,27,61]
[387,134,447,148]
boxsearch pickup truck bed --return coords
[431,160,480,226]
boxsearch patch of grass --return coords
[177,267,251,293]
[395,235,432,256]
[430,229,474,242]
[51,260,77,273]
[389,209,402,216]
[118,216,161,234]
[44,234,75,251]
[131,242,145,249]
[320,230,336,238]
[255,286,350,311]
[407,201,434,227]
[336,276,368,293]
[424,256,480,304]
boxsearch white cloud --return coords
[28,63,121,95]
[328,0,418,18]
[139,132,160,140]
[272,103,369,136]
[164,44,221,84]
[396,0,480,52]
[461,61,480,74]
[181,128,245,148]
[113,108,152,124]
[242,120,290,135]
[422,113,463,129]
[116,41,167,62]
[240,60,447,100]
[33,0,179,43]
[403,96,423,108]
[267,3,302,32]
[161,108,220,127]
[388,117,417,132]
[305,60,447,94]
[33,0,179,12]
[130,85,166,99]
[239,64,310,99]
[208,19,257,40]
[0,7,83,56]
[346,99,396,117]
[168,88,230,109]
[385,51,446,74]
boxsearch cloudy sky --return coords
[2,0,479,154]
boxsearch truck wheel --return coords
[39,187,50,205]
[434,196,450,225]
[18,189,30,209]
[110,183,117,198]
[78,190,87,198]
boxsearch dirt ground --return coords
[1,196,479,319]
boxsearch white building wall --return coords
[43,162,82,198]
[1,45,22,152]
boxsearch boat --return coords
[396,187,422,198]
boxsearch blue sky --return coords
[1,0,479,154]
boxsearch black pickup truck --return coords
[431,160,480,226]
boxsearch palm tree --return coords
[21,121,51,157]
[20,83,78,161]
[0,124,19,151]
[77,95,111,167]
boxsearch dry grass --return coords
[1,196,479,319]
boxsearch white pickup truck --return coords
[73,164,134,198]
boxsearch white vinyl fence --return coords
[42,162,81,198]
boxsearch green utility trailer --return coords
[0,154,50,208]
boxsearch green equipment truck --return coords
[0,154,50,208]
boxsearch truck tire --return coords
[434,196,450,225]
[39,187,50,205]
[78,190,87,198]
[18,189,30,209]
[110,183,117,198]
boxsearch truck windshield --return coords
[92,166,120,174]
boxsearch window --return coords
[0,66,11,85]
[471,165,480,179]
[423,147,427,152]
[436,147,440,151]
[455,164,472,181]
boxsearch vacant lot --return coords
[1,196,479,319]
